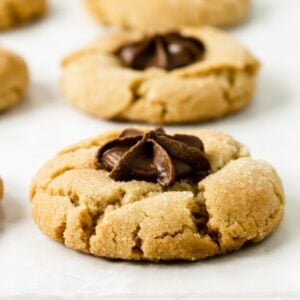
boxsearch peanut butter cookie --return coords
[0,0,47,30]
[61,27,260,124]
[30,128,285,261]
[0,48,29,111]
[84,0,251,29]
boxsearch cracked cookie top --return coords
[61,27,260,124]
[30,129,285,261]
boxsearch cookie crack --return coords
[263,206,283,230]
[173,184,222,249]
[110,227,118,253]
[129,80,143,102]
[59,217,67,244]
[218,69,237,107]
[41,185,127,252]
[114,78,172,123]
[158,101,168,123]
[190,195,222,249]
[31,164,95,199]
[113,79,146,120]
[46,189,80,207]
[87,206,122,251]
[181,66,255,113]
[131,224,144,257]
[128,209,153,258]
[153,225,192,241]
[85,211,105,252]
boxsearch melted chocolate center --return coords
[115,32,206,71]
[96,128,211,187]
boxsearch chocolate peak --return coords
[96,128,211,187]
[115,32,206,71]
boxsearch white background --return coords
[0,0,299,299]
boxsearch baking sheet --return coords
[0,0,299,298]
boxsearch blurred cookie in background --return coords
[0,0,47,30]
[0,48,29,111]
[60,27,259,124]
[83,0,251,30]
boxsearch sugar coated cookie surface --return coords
[30,129,285,261]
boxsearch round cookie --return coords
[0,48,29,111]
[61,27,260,124]
[0,0,47,30]
[83,0,251,29]
[30,128,285,261]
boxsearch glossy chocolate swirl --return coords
[115,32,206,71]
[96,128,211,187]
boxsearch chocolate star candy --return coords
[115,32,206,71]
[96,128,211,187]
